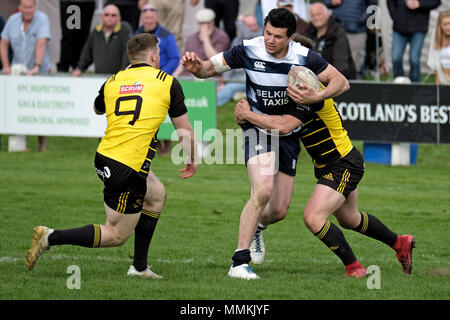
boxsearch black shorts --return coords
[314,147,365,198]
[94,152,146,214]
[243,127,301,176]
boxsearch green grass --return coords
[0,101,449,301]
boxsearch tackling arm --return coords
[234,99,302,135]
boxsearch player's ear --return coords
[148,50,157,64]
[288,32,296,42]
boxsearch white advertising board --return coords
[0,75,107,137]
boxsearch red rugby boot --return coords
[393,235,416,274]
[345,260,367,278]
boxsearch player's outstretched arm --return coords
[181,51,217,78]
[181,51,231,79]
[234,99,301,135]
[171,113,199,179]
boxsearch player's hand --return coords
[234,99,250,122]
[287,84,321,105]
[179,162,198,179]
[181,52,202,74]
[235,116,247,125]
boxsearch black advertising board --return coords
[439,85,450,144]
[334,82,450,144]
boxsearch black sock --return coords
[232,249,251,267]
[48,224,101,248]
[314,221,356,266]
[256,224,266,234]
[133,209,160,272]
[353,212,398,247]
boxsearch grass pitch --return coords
[0,102,449,301]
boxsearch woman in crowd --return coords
[434,10,450,84]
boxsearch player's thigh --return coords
[247,151,276,201]
[244,128,278,177]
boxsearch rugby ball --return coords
[287,66,320,92]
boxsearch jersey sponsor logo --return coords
[119,82,144,94]
[256,89,289,107]
[253,61,266,71]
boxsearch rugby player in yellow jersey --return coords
[25,34,198,278]
[234,85,416,278]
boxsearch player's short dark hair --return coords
[127,33,159,63]
[264,8,297,38]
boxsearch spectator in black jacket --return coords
[0,15,4,71]
[324,0,377,78]
[306,2,357,79]
[58,0,96,72]
[387,0,441,82]
[71,3,132,76]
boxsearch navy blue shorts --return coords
[243,128,301,176]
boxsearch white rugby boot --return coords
[127,265,163,279]
[26,226,54,270]
[250,230,265,265]
[228,264,260,280]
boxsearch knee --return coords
[108,227,130,246]
[253,184,273,207]
[337,213,361,230]
[337,219,356,230]
[144,185,167,208]
[158,188,167,206]
[392,54,403,64]
[302,209,325,233]
[270,205,289,222]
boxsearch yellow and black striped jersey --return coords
[290,95,353,168]
[94,63,187,174]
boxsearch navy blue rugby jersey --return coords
[223,36,328,135]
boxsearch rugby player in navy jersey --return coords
[181,8,355,279]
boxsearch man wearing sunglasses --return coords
[72,3,132,77]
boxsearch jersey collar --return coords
[129,63,152,69]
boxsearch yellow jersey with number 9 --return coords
[95,64,186,174]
